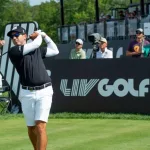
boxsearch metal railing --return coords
[58,15,150,43]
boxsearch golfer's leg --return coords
[28,126,37,150]
[35,86,53,150]
[36,121,47,150]
[19,89,37,149]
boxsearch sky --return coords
[29,0,50,6]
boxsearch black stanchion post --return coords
[95,0,99,22]
[60,0,64,26]
[140,0,145,16]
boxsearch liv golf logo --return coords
[60,78,150,97]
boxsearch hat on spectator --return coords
[76,39,83,45]
[136,28,144,33]
[100,37,107,43]
[7,26,26,37]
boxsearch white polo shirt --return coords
[96,48,113,58]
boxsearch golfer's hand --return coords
[29,32,39,40]
[0,40,5,47]
[33,30,46,38]
[35,30,42,34]
[40,32,47,38]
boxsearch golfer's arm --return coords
[43,36,59,57]
[23,35,42,55]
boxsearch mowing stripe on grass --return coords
[0,118,150,150]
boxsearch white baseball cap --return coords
[136,28,144,33]
[76,39,83,45]
[100,37,107,43]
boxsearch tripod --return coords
[92,43,99,59]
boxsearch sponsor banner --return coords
[44,58,150,114]
[60,78,149,97]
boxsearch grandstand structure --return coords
[58,0,150,44]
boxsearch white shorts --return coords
[19,85,53,126]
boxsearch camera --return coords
[88,33,102,58]
[88,33,102,44]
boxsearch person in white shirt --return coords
[96,37,113,58]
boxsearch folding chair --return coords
[0,86,11,114]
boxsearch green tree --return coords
[32,0,60,41]
[0,0,10,38]
[63,0,95,24]
[4,0,32,22]
[0,0,32,38]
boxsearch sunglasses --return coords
[136,31,142,34]
[10,32,22,39]
[137,37,142,39]
[76,42,81,45]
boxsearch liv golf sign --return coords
[60,78,149,97]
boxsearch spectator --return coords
[133,11,137,18]
[128,12,135,19]
[96,37,113,58]
[126,28,149,57]
[106,14,112,21]
[69,39,86,59]
[118,10,125,19]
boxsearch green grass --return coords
[0,91,8,97]
[0,112,150,120]
[0,114,150,150]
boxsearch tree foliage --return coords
[0,0,140,41]
[0,0,32,38]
